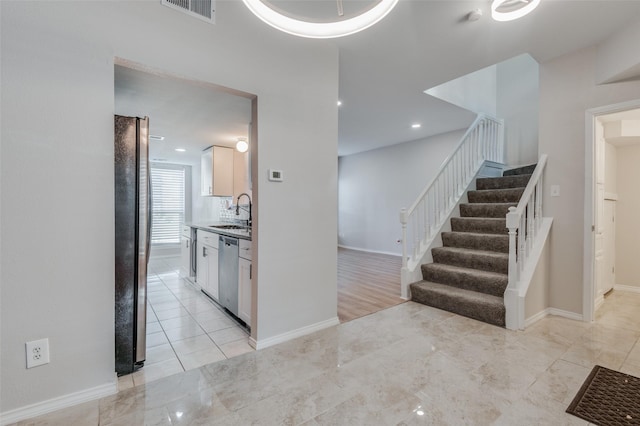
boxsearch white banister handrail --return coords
[406,114,488,216]
[400,114,504,296]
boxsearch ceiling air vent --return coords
[161,0,216,24]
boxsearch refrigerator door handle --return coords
[147,169,152,265]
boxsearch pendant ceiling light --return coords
[236,138,249,153]
[241,0,399,39]
[491,0,541,22]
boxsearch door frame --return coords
[583,99,640,322]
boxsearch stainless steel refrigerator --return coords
[114,115,150,375]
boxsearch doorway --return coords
[585,101,640,321]
[114,60,259,386]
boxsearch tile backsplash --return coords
[219,198,250,223]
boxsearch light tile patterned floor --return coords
[12,290,640,425]
[117,256,254,390]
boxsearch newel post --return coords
[506,206,519,287]
[505,206,521,329]
[400,208,408,270]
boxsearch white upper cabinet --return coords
[201,146,234,196]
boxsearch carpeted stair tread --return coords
[410,281,506,327]
[476,175,532,190]
[503,164,537,176]
[421,263,508,297]
[460,202,517,218]
[451,217,507,235]
[442,231,509,253]
[467,188,525,203]
[432,246,508,274]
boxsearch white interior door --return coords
[603,200,616,294]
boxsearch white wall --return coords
[525,234,551,321]
[425,66,497,116]
[615,144,640,289]
[338,130,465,255]
[497,54,539,167]
[596,19,640,84]
[426,54,539,167]
[538,46,640,315]
[1,0,338,415]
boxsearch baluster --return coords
[519,214,526,274]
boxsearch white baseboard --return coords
[338,245,401,257]
[523,307,584,329]
[250,317,340,350]
[594,294,605,311]
[524,309,549,328]
[548,307,583,322]
[614,284,640,294]
[0,380,117,425]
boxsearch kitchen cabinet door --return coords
[180,236,191,278]
[201,146,234,196]
[205,244,219,301]
[196,240,208,290]
[238,257,251,325]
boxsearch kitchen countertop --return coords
[184,222,251,241]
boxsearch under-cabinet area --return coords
[183,225,252,329]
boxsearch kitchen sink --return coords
[210,225,249,230]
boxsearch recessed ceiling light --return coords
[337,100,343,107]
[412,123,421,129]
[175,148,186,152]
[149,135,165,141]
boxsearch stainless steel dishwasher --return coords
[218,235,239,317]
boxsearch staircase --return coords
[410,164,536,327]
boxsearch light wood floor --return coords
[338,247,406,322]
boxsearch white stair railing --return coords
[504,154,548,330]
[400,114,504,297]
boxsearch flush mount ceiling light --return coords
[236,138,249,153]
[491,0,540,22]
[241,0,399,39]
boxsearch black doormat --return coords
[566,365,640,425]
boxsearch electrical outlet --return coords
[26,338,50,368]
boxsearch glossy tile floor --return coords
[118,256,254,390]
[14,290,640,425]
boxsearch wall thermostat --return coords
[268,169,284,182]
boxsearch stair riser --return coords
[421,265,507,297]
[442,232,509,253]
[460,203,515,218]
[468,189,524,203]
[476,175,531,190]
[503,164,537,176]
[451,218,507,235]
[432,249,508,274]
[410,284,505,327]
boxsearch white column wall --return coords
[1,0,338,413]
[539,46,640,315]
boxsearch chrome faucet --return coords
[236,193,252,227]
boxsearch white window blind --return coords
[151,166,185,245]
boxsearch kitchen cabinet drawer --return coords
[197,229,218,247]
[181,225,191,236]
[239,239,252,261]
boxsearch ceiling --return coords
[116,1,640,161]
[114,65,252,165]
